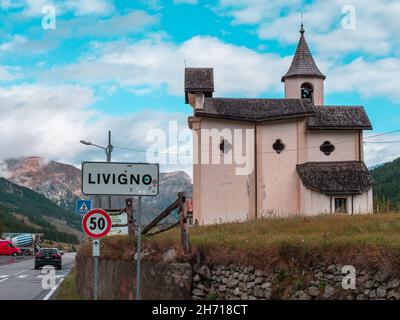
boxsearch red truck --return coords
[0,240,21,256]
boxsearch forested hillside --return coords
[370,157,400,211]
[0,177,80,244]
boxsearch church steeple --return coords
[282,25,325,105]
[281,25,325,82]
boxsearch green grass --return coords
[76,213,400,271]
[152,213,400,251]
[56,268,86,300]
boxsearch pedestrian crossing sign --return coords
[76,199,92,215]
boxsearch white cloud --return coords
[0,83,191,174]
[327,57,400,102]
[219,0,400,57]
[364,133,400,167]
[20,0,114,16]
[39,36,290,97]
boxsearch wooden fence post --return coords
[126,198,135,238]
[178,192,190,256]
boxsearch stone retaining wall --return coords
[75,254,192,300]
[192,264,400,300]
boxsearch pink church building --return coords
[184,26,374,225]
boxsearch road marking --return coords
[0,278,8,283]
[0,275,9,278]
[42,278,64,301]
[14,268,30,276]
[37,275,64,279]
[16,275,28,279]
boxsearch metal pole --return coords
[94,254,98,300]
[107,130,112,209]
[136,196,142,300]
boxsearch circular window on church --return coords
[320,141,335,155]
[273,139,285,154]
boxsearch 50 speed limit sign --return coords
[82,209,112,238]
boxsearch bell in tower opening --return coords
[301,82,313,102]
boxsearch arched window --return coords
[301,82,314,102]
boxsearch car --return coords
[34,248,62,270]
[0,240,21,256]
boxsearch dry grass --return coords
[78,213,400,274]
[56,267,86,300]
[149,212,400,272]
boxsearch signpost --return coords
[81,162,159,196]
[82,209,112,300]
[81,161,159,301]
[76,199,92,215]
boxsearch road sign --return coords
[93,239,100,257]
[110,212,128,226]
[81,162,159,196]
[108,226,129,236]
[76,199,92,215]
[82,209,112,239]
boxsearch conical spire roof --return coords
[281,25,325,82]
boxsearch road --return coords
[0,253,76,300]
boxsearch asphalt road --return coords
[0,253,76,300]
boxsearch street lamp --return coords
[80,130,113,208]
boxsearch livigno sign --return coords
[81,162,159,196]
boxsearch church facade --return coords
[184,26,374,225]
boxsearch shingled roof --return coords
[185,68,214,91]
[195,98,315,122]
[297,161,374,195]
[281,26,325,82]
[307,105,372,130]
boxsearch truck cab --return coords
[0,240,21,256]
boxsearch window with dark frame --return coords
[219,139,232,154]
[335,198,347,213]
[272,139,285,154]
[320,141,335,155]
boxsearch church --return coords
[184,26,374,225]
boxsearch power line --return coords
[113,128,400,156]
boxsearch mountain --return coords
[370,157,400,211]
[3,157,81,211]
[2,156,193,214]
[0,177,80,244]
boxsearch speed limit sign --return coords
[82,209,112,238]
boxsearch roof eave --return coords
[281,73,326,82]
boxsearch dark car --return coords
[34,248,62,270]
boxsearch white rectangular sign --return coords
[82,162,159,196]
[93,239,100,257]
[107,226,129,236]
[110,213,128,226]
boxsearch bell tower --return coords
[282,24,325,105]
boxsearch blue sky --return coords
[0,0,399,175]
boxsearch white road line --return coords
[42,278,65,301]
[0,278,8,283]
[14,268,31,276]
[16,275,28,279]
[0,275,9,278]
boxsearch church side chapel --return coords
[184,25,374,225]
